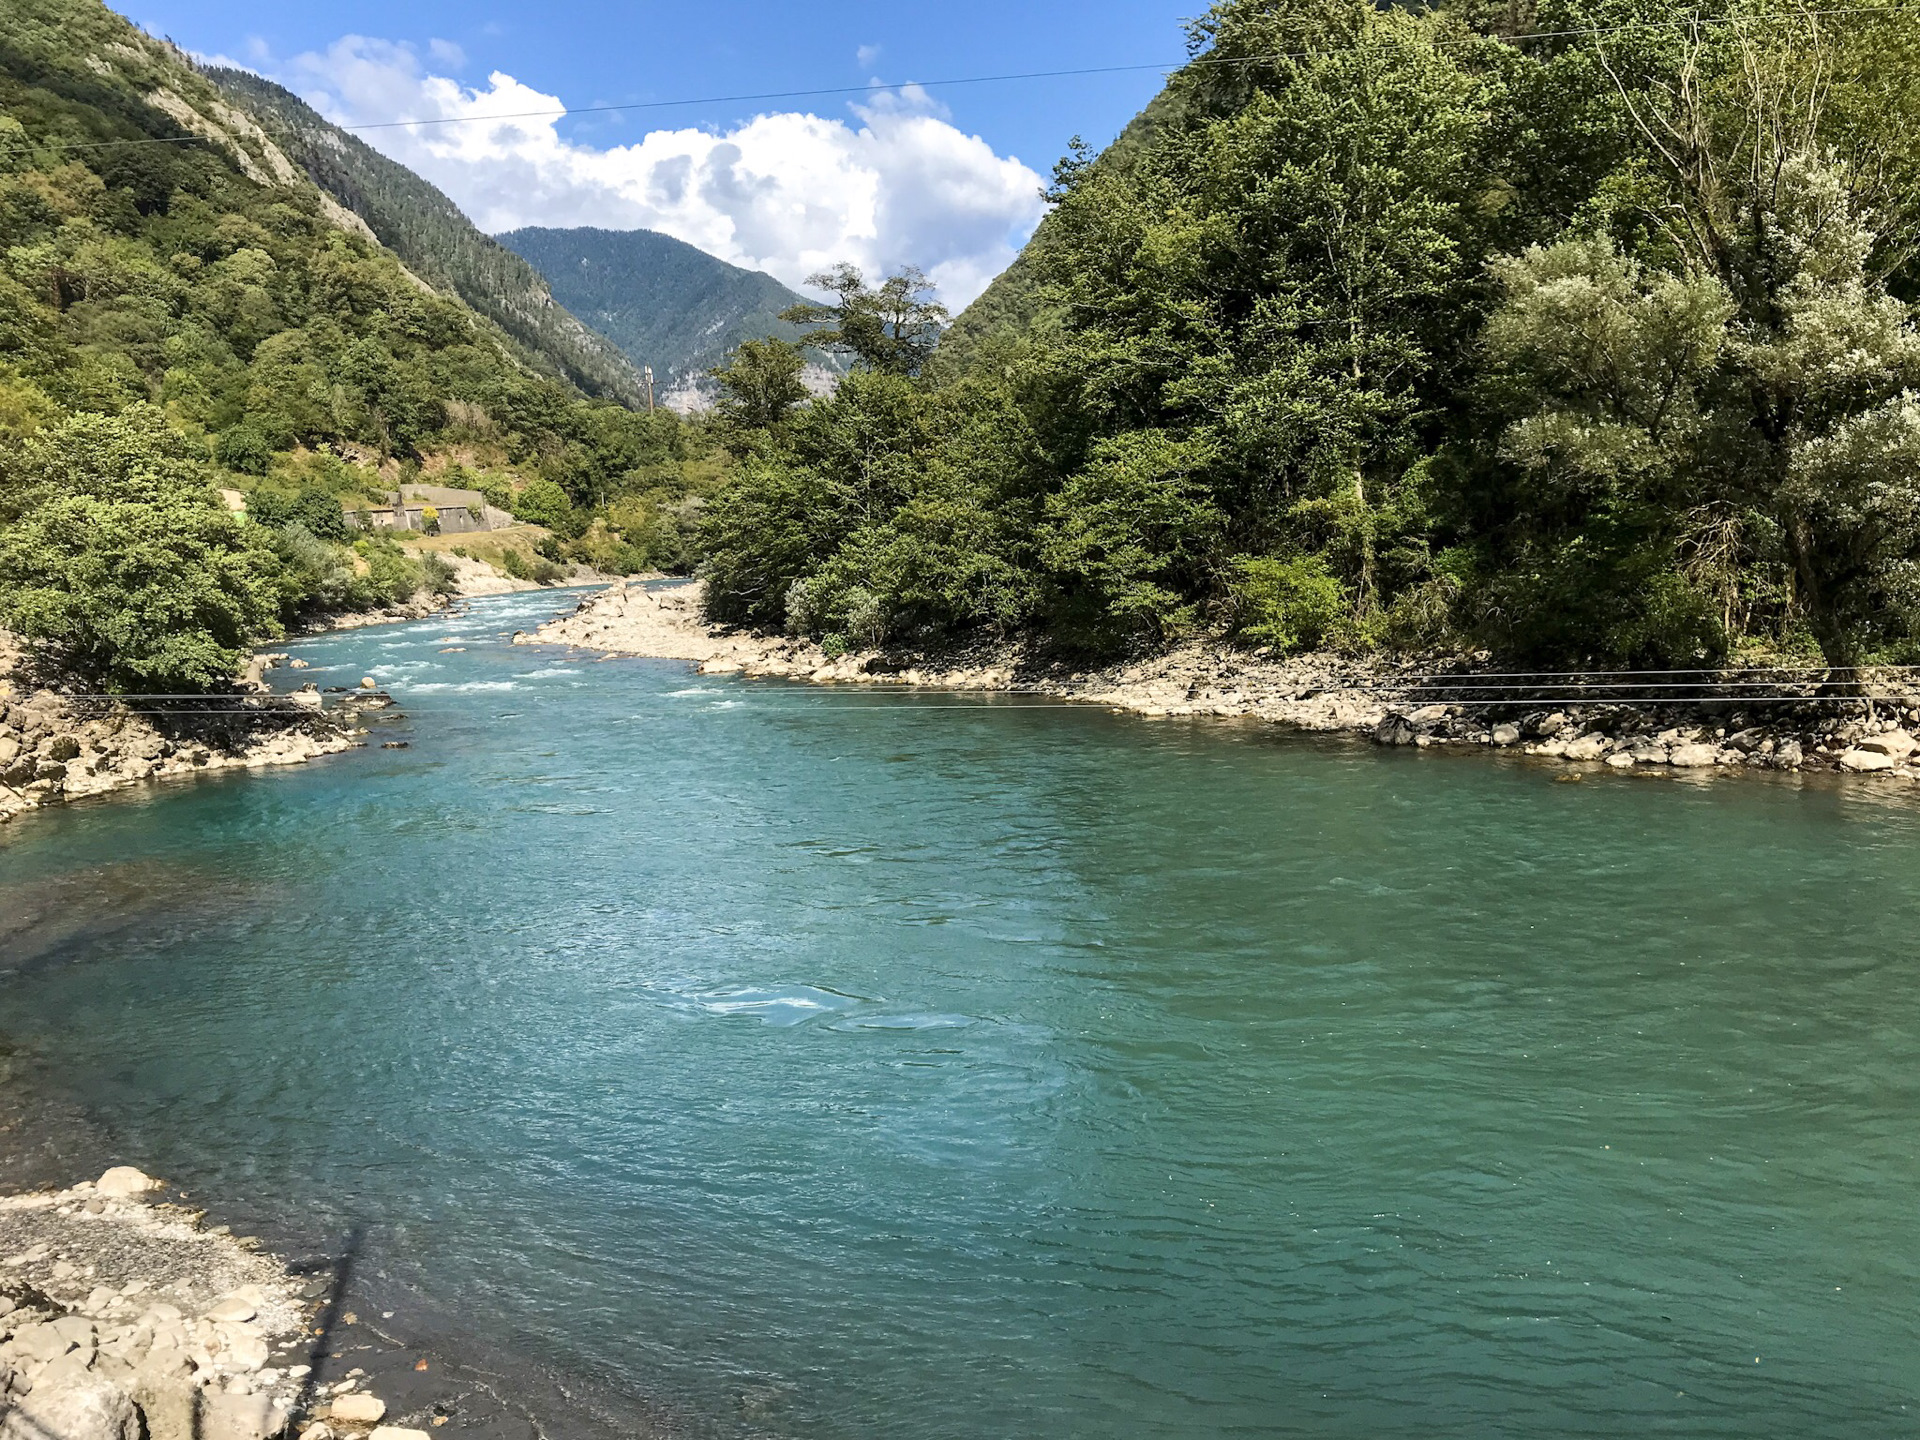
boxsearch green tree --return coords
[782,265,949,376]
[0,409,283,690]
[709,337,810,438]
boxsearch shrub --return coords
[1227,555,1347,652]
[215,423,275,476]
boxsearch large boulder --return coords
[1373,715,1418,746]
[1667,742,1719,767]
[1856,729,1916,759]
[1839,748,1897,772]
[1,1375,140,1440]
[95,1167,159,1199]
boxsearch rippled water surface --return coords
[4,588,1920,1437]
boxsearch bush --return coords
[513,479,574,531]
[1227,555,1347,652]
[0,409,284,690]
[215,423,275,476]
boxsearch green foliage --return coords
[215,423,273,475]
[207,74,648,406]
[1228,555,1346,652]
[0,0,729,682]
[782,265,949,377]
[513,479,574,531]
[710,338,810,439]
[0,408,282,690]
[698,0,1920,667]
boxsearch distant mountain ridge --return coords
[497,227,836,394]
[204,69,649,407]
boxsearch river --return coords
[2,587,1917,1438]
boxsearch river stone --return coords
[1,1375,139,1440]
[10,1321,76,1362]
[96,1167,159,1198]
[1839,748,1896,771]
[1490,723,1521,746]
[1667,742,1718,767]
[1562,734,1609,761]
[200,1390,288,1440]
[368,1429,431,1440]
[204,1296,255,1323]
[1373,715,1417,746]
[1856,729,1916,759]
[328,1393,386,1424]
[1605,752,1634,768]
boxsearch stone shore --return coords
[0,1169,429,1440]
[527,580,1920,785]
[0,634,409,829]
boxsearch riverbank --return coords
[528,580,1920,784]
[0,1167,556,1440]
[0,634,373,831]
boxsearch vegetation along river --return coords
[2,589,1918,1438]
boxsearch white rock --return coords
[1855,729,1916,759]
[1605,752,1634,768]
[328,1393,386,1425]
[203,1297,254,1324]
[367,1429,430,1440]
[1490,723,1521,746]
[1839,748,1896,771]
[10,1321,76,1362]
[1563,734,1609,761]
[199,1390,287,1440]
[96,1167,159,1198]
[222,1332,269,1372]
[0,1374,139,1440]
[1667,742,1719,767]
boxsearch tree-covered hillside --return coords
[0,0,714,691]
[207,70,649,408]
[701,0,1920,671]
[499,226,835,391]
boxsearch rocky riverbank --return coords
[527,581,1920,785]
[0,1169,450,1440]
[0,634,404,829]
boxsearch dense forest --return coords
[702,0,1920,670]
[0,0,716,691]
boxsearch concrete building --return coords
[345,486,511,535]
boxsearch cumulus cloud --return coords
[281,38,1046,307]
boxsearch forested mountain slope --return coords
[207,71,648,407]
[698,0,1920,673]
[499,226,830,390]
[0,0,707,691]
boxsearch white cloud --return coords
[856,43,883,69]
[426,38,467,71]
[281,37,1045,307]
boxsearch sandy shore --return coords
[525,580,1920,784]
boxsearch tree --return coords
[782,265,949,376]
[0,409,284,690]
[709,337,810,437]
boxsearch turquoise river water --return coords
[2,587,1918,1438]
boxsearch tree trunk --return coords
[1780,506,1859,679]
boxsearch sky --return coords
[127,0,1196,306]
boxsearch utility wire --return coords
[4,2,1914,159]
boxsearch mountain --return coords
[497,227,832,394]
[203,70,647,407]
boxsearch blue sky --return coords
[129,0,1199,303]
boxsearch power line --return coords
[4,3,1914,159]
